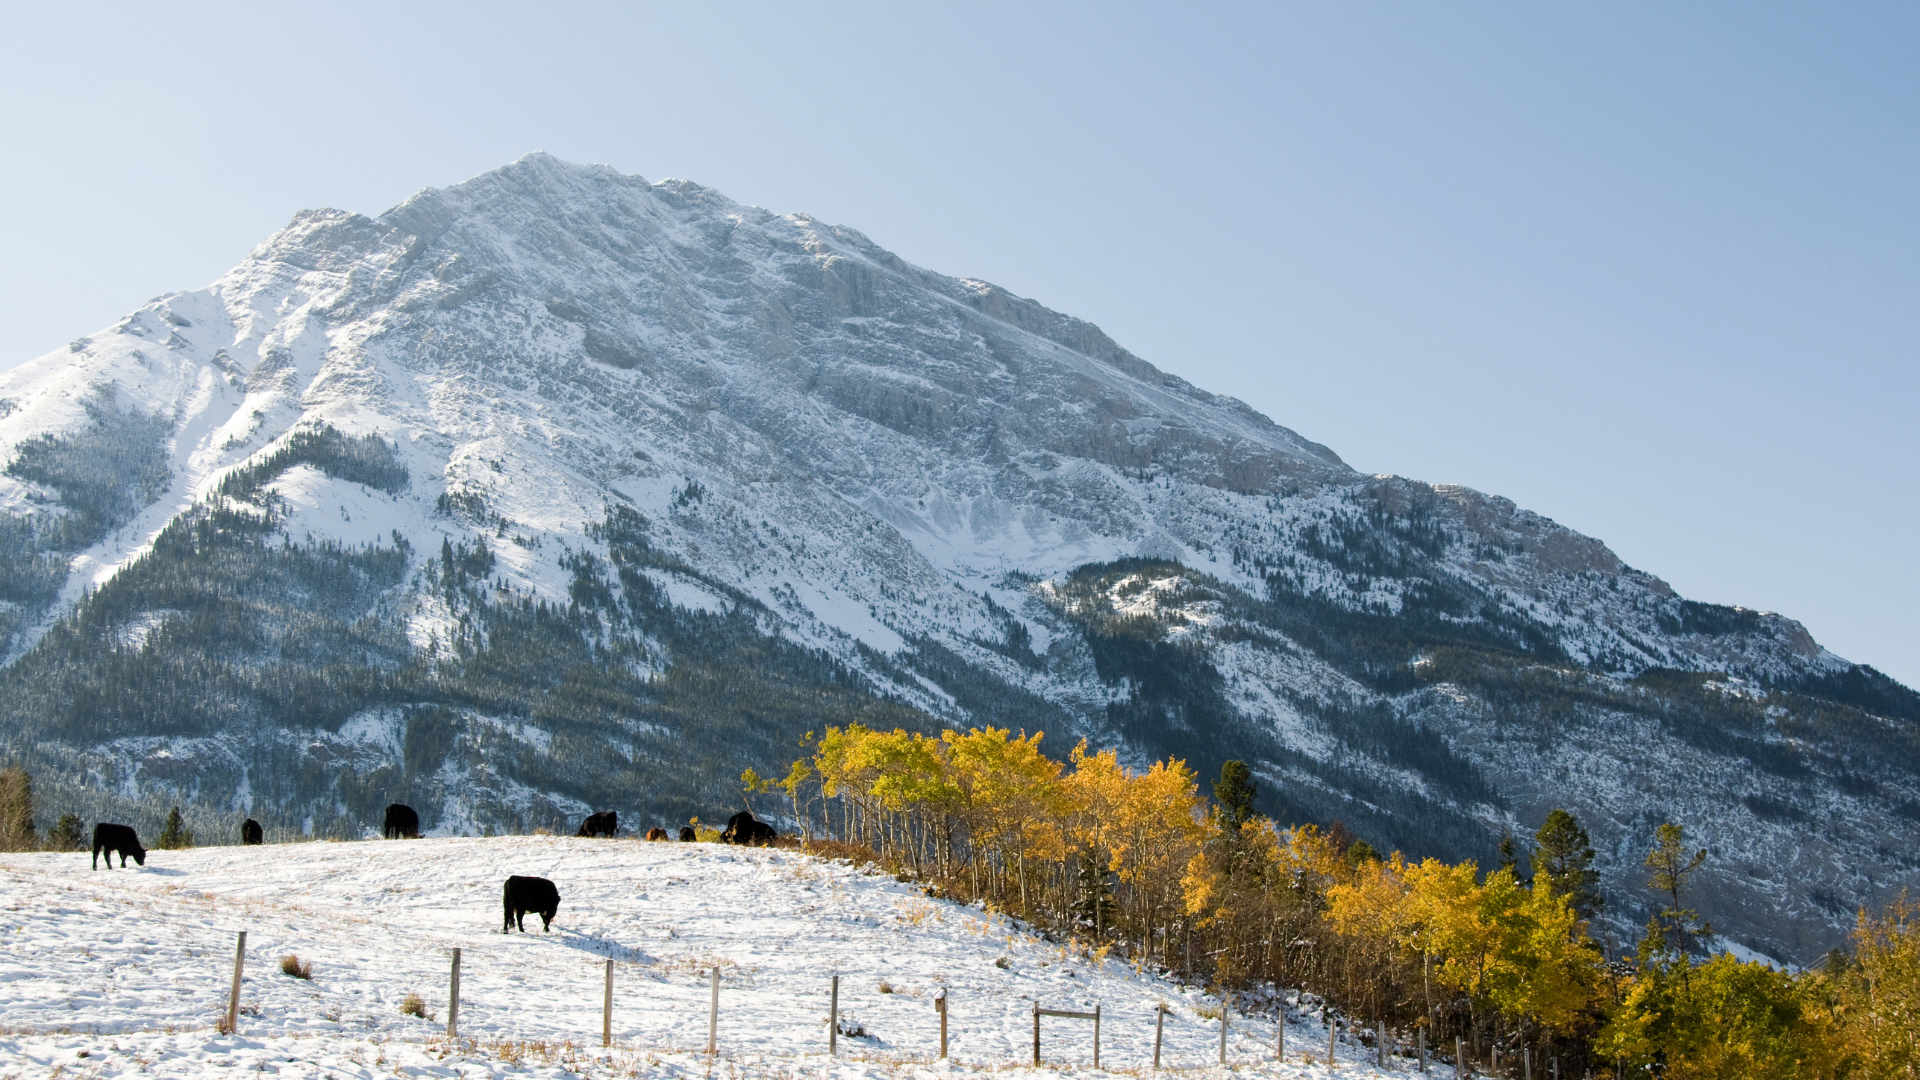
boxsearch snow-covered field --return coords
[0,837,1423,1078]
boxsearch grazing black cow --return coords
[646,827,669,841]
[92,823,146,869]
[721,810,777,846]
[503,875,560,933]
[678,826,696,842]
[240,818,263,846]
[383,804,420,839]
[577,811,618,838]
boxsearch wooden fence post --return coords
[1091,1004,1100,1070]
[447,948,461,1039]
[707,967,719,1055]
[1525,1047,1532,1079]
[602,959,613,1048]
[1456,1037,1466,1079]
[829,974,839,1055]
[1153,1003,1165,1070]
[1418,1028,1427,1072]
[1217,1002,1227,1064]
[937,990,948,1059]
[1328,1020,1337,1068]
[225,931,246,1035]
[1380,1021,1388,1066]
[1032,1001,1041,1066]
[1276,1005,1285,1061]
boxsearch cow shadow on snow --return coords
[505,927,651,965]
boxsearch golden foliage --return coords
[790,732,1899,1075]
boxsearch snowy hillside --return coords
[0,153,1915,964]
[0,837,1413,1078]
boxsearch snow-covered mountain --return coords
[1,153,1914,964]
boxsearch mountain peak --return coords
[0,155,1912,965]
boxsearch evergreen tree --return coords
[157,806,194,850]
[1326,819,1356,853]
[1535,808,1603,920]
[1645,821,1710,960]
[1497,830,1525,882]
[45,812,85,852]
[1819,947,1851,976]
[1212,759,1258,830]
[0,765,34,852]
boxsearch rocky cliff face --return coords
[1,154,1913,963]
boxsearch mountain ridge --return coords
[0,153,1911,965]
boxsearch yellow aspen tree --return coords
[942,727,1064,918]
[1837,893,1920,1077]
[1486,880,1605,1035]
[1326,852,1418,1024]
[1113,757,1205,964]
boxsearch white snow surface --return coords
[0,837,1419,1078]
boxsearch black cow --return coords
[721,810,777,846]
[577,811,618,838]
[503,875,560,932]
[240,818,263,845]
[92,823,146,869]
[383,803,420,839]
[678,826,696,842]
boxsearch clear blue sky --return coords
[3,3,1914,685]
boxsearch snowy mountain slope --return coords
[0,837,1411,1078]
[0,154,1915,965]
